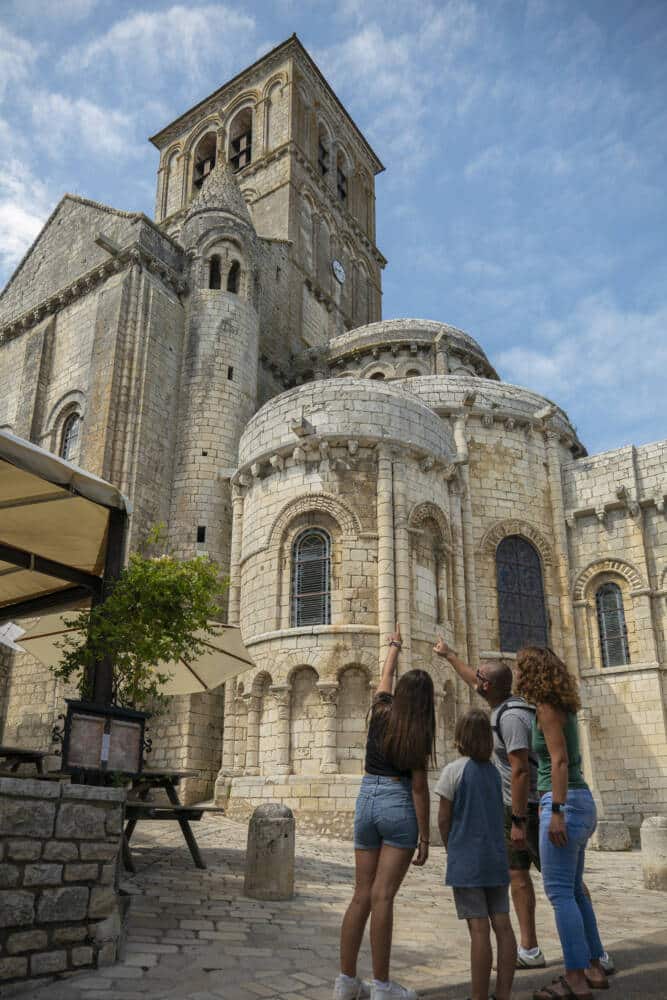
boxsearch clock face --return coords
[332,259,346,284]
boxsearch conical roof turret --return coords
[185,157,253,227]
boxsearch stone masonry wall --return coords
[0,777,125,988]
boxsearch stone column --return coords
[376,446,396,671]
[318,683,339,774]
[544,428,578,671]
[221,680,237,774]
[270,685,291,775]
[214,680,238,803]
[454,413,480,670]
[228,486,245,625]
[633,589,659,664]
[244,693,261,775]
[393,458,412,668]
[180,151,192,207]
[233,693,247,773]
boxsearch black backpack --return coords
[492,698,538,767]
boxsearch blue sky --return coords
[1,0,665,455]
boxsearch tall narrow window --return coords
[209,255,221,289]
[337,167,347,202]
[192,133,216,191]
[596,582,630,667]
[229,109,253,172]
[60,413,80,461]
[291,529,331,627]
[227,260,240,293]
[496,535,548,651]
[318,138,329,177]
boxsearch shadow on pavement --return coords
[420,930,667,999]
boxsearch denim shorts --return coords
[353,774,418,850]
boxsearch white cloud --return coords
[0,25,37,101]
[60,4,257,84]
[31,92,137,159]
[497,294,667,449]
[316,2,479,174]
[0,151,55,278]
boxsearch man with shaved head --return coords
[433,638,614,976]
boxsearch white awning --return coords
[0,430,131,616]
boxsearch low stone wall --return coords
[225,773,445,841]
[0,777,126,989]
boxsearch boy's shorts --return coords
[504,804,541,871]
[453,885,510,920]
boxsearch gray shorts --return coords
[453,885,510,920]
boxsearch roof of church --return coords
[185,158,253,226]
[149,34,384,173]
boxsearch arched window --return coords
[227,260,240,293]
[405,369,422,378]
[291,529,331,627]
[209,255,221,289]
[369,371,385,380]
[496,535,548,651]
[229,109,252,172]
[192,132,216,191]
[596,582,630,667]
[60,413,80,461]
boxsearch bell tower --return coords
[150,35,386,350]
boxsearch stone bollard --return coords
[641,816,667,890]
[244,803,295,901]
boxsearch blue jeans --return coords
[354,774,418,850]
[540,789,604,971]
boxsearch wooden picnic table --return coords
[0,745,49,775]
[122,767,213,873]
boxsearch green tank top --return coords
[532,711,588,794]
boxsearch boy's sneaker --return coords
[599,951,615,975]
[516,946,546,968]
[333,974,371,999]
[370,982,417,1000]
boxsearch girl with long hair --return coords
[515,647,608,1000]
[335,626,435,1000]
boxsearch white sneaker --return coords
[370,982,418,1000]
[334,974,372,999]
[598,951,615,975]
[516,946,546,968]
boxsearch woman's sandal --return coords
[532,975,593,1000]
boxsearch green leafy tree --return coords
[52,528,228,711]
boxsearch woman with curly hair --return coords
[515,647,608,1000]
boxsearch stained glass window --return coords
[291,530,331,627]
[496,535,548,651]
[596,581,630,667]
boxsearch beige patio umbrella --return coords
[4,612,253,696]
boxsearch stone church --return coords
[0,36,665,841]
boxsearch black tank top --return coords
[364,693,411,779]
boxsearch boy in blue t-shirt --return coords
[436,709,517,1000]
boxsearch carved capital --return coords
[317,683,339,707]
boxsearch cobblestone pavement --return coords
[12,816,667,1000]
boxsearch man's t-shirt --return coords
[435,756,509,888]
[489,697,539,807]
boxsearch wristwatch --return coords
[551,802,564,814]
[511,814,527,826]
[389,640,402,648]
